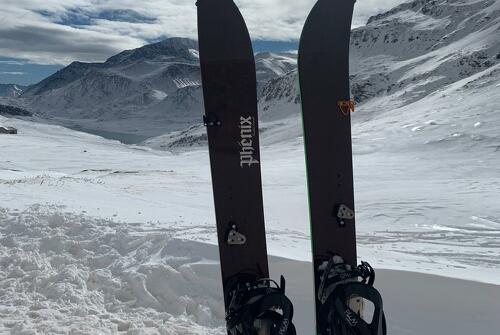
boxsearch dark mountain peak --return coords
[155,37,198,50]
[23,38,199,97]
[23,61,102,96]
[66,61,93,69]
[105,37,198,66]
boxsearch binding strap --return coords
[319,282,386,335]
[226,276,296,335]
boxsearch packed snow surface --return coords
[0,208,226,334]
[1,59,499,332]
[3,59,500,282]
[1,0,499,333]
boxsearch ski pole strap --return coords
[319,282,386,335]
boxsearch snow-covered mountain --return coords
[259,0,500,116]
[349,0,500,107]
[16,37,300,139]
[255,52,297,85]
[151,0,499,148]
[0,84,27,98]
[9,0,500,144]
[20,38,204,137]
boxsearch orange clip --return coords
[337,100,355,116]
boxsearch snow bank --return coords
[1,206,499,335]
[0,206,225,334]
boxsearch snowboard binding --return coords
[225,274,296,335]
[317,256,386,335]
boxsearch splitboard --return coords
[197,0,269,304]
[197,2,297,334]
[299,1,386,334]
[299,0,357,267]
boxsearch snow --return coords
[172,78,201,89]
[387,9,452,30]
[1,96,500,334]
[1,0,499,333]
[1,60,499,283]
[1,204,499,334]
[3,38,500,330]
[151,90,168,100]
[0,207,226,334]
[255,52,297,77]
[189,49,200,59]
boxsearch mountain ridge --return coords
[259,0,499,117]
[3,0,499,143]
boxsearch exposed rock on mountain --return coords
[0,104,32,117]
[0,84,27,98]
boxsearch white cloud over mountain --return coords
[0,0,406,65]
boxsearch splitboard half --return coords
[197,0,269,309]
[298,0,357,327]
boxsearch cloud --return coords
[0,23,142,64]
[36,8,157,26]
[0,0,408,65]
[1,72,25,75]
[0,60,27,65]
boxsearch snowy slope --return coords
[260,0,499,113]
[255,51,297,92]
[1,42,500,334]
[1,78,500,332]
[1,0,500,333]
[160,0,500,149]
[2,57,499,279]
[349,0,500,107]
[2,0,495,276]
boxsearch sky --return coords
[0,0,407,85]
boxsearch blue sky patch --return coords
[35,8,157,28]
[0,57,62,86]
[253,41,299,53]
